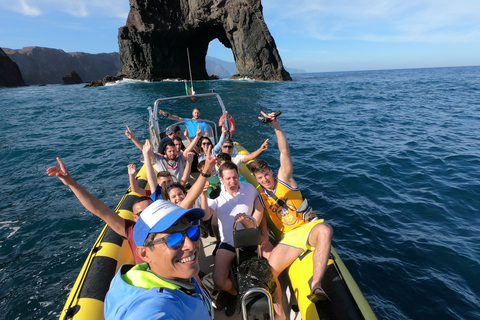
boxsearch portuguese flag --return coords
[184,80,195,101]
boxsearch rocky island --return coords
[118,0,291,81]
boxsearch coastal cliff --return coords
[118,0,291,81]
[0,47,26,87]
[4,47,121,85]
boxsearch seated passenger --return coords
[220,138,269,168]
[201,162,269,316]
[172,136,185,153]
[104,200,214,320]
[251,111,334,319]
[143,139,217,209]
[198,125,228,162]
[125,124,201,182]
[128,164,173,197]
[158,124,181,155]
[46,157,152,264]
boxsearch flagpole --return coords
[187,48,194,93]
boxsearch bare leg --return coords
[267,244,304,320]
[212,248,237,295]
[307,222,333,294]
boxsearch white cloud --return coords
[0,0,42,16]
[262,0,480,43]
[0,0,129,19]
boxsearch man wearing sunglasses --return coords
[220,138,269,169]
[105,200,214,320]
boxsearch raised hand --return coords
[125,125,134,139]
[204,144,217,174]
[46,157,74,186]
[127,164,137,176]
[142,139,154,159]
[260,138,269,151]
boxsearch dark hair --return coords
[157,171,172,179]
[219,161,238,178]
[197,160,206,171]
[250,159,270,174]
[132,196,153,216]
[172,136,182,143]
[216,152,232,164]
[144,232,158,247]
[164,183,187,200]
[164,141,175,149]
[133,196,153,206]
[198,137,213,152]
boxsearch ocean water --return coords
[1,66,480,319]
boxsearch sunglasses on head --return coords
[146,225,200,249]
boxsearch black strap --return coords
[264,188,288,210]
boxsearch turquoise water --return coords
[1,67,480,319]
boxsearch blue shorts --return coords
[219,242,257,253]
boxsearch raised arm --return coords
[200,182,212,220]
[181,145,217,209]
[243,138,269,162]
[159,109,183,122]
[125,126,144,152]
[183,125,202,158]
[46,157,127,237]
[259,111,296,187]
[211,126,228,155]
[180,152,194,186]
[128,164,146,196]
[142,139,158,192]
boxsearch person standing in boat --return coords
[250,111,334,318]
[104,200,214,320]
[159,107,210,138]
[46,158,153,264]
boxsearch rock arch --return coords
[118,0,291,81]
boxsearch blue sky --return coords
[1,0,479,72]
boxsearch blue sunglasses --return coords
[146,225,201,250]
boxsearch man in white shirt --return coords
[202,162,268,316]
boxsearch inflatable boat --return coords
[59,93,377,320]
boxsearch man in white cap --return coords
[104,200,214,320]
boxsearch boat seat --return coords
[233,217,274,320]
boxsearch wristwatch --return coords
[200,172,211,178]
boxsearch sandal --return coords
[307,288,331,303]
[261,110,282,123]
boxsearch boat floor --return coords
[199,236,299,320]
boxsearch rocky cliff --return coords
[118,0,291,81]
[0,47,26,87]
[4,47,121,85]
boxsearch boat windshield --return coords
[148,93,229,153]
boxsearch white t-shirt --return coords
[231,154,245,168]
[207,182,258,246]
